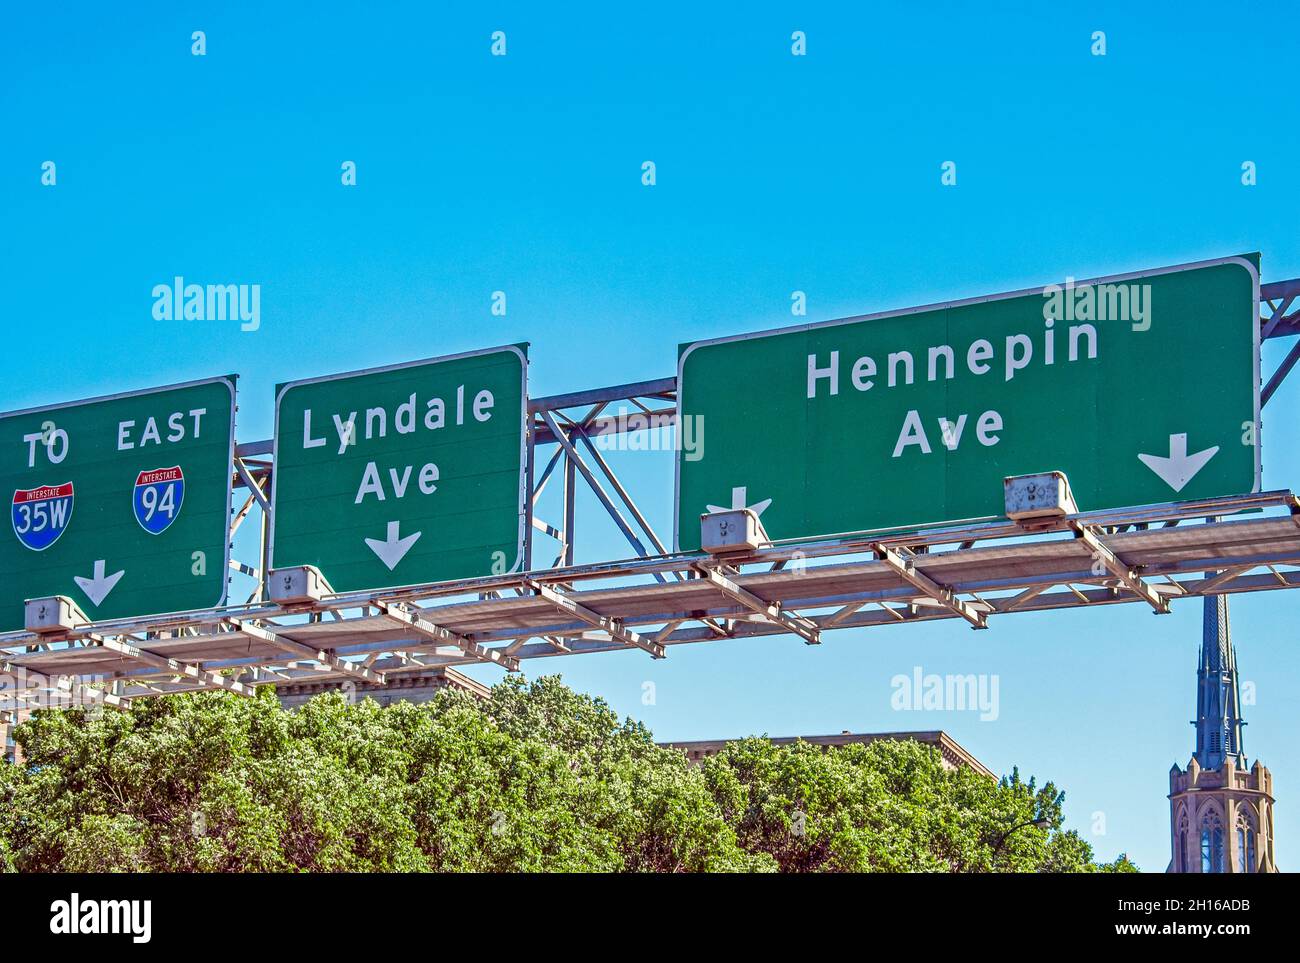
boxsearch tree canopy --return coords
[0,676,1136,873]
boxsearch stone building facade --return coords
[275,667,489,710]
[662,729,994,778]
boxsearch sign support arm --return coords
[229,618,386,684]
[1070,524,1170,614]
[524,579,665,658]
[875,545,988,629]
[695,565,820,644]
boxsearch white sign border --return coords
[0,374,239,618]
[269,344,530,592]
[673,255,1263,550]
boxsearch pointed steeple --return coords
[1193,592,1246,770]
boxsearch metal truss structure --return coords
[2,280,1299,709]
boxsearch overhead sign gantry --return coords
[2,257,1298,709]
[676,256,1261,549]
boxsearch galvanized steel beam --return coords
[525,579,665,659]
[874,545,988,629]
[1070,524,1170,614]
[696,565,820,644]
[375,602,520,672]
[230,618,386,684]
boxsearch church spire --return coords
[1193,592,1246,770]
[1170,587,1275,873]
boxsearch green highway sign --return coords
[0,377,237,632]
[270,345,529,592]
[676,256,1261,550]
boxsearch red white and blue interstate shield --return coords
[11,482,74,551]
[133,466,185,535]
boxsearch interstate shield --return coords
[11,482,74,552]
[132,466,185,535]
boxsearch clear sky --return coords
[4,1,1298,871]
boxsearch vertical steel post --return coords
[258,469,271,602]
[562,449,577,566]
[524,418,535,570]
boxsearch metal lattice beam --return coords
[1070,524,1170,614]
[874,545,988,629]
[229,618,385,684]
[94,636,256,696]
[375,601,521,672]
[525,579,665,659]
[696,564,821,645]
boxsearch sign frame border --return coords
[0,374,238,616]
[268,344,531,589]
[673,255,1262,550]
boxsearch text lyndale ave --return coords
[297,384,497,456]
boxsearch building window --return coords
[1200,810,1224,873]
[1177,811,1190,872]
[1235,811,1257,873]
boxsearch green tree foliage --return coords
[0,676,1134,873]
[701,743,1129,872]
[1096,852,1141,873]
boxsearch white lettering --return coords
[850,355,876,391]
[976,410,1002,446]
[807,351,839,398]
[355,462,384,503]
[967,340,993,375]
[892,409,931,457]
[302,410,326,449]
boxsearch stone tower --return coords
[1168,594,1276,872]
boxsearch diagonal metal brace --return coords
[1070,523,1169,614]
[875,546,988,629]
[538,410,653,560]
[695,565,820,645]
[230,618,388,683]
[94,636,256,696]
[375,602,520,672]
[525,579,665,658]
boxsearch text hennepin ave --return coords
[804,279,1152,460]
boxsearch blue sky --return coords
[4,2,1299,871]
